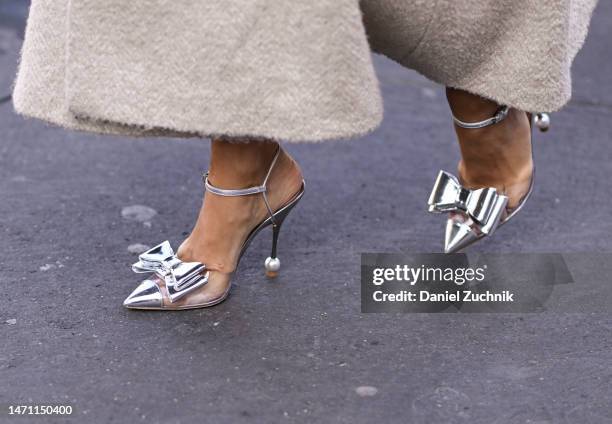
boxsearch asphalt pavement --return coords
[1,1,612,423]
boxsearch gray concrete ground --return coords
[1,2,612,423]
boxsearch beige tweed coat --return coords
[13,0,597,142]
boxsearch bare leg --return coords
[446,88,533,208]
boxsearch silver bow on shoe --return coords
[123,241,209,308]
[428,171,509,253]
[429,108,547,254]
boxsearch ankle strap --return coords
[452,105,509,129]
[203,144,281,224]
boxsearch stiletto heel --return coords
[123,144,305,310]
[427,106,549,253]
[261,191,303,277]
[264,218,284,278]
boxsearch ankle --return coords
[457,109,531,174]
[446,87,500,122]
[446,89,533,191]
[266,150,303,206]
[208,137,279,188]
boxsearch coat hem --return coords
[13,96,384,143]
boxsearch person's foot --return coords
[446,88,533,209]
[161,138,304,308]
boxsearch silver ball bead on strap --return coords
[534,113,550,132]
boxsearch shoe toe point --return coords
[123,279,163,310]
[444,216,479,254]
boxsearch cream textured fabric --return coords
[14,0,597,142]
[362,0,598,114]
[14,0,382,141]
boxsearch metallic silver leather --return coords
[452,105,509,129]
[130,240,209,303]
[444,216,480,254]
[428,171,508,236]
[123,279,164,309]
[204,178,267,196]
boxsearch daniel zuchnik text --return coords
[373,290,514,302]
[371,265,515,303]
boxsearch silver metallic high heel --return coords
[123,145,305,310]
[427,106,549,253]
